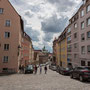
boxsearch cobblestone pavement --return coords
[0,67,90,90]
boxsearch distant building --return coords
[21,32,33,67]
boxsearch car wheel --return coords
[79,76,84,82]
[70,74,73,78]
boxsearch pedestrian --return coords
[44,65,47,74]
[34,65,37,74]
[39,65,42,74]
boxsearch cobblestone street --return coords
[0,67,90,90]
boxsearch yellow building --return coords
[56,41,60,66]
[58,29,67,68]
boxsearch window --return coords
[4,44,9,50]
[87,45,90,53]
[74,23,77,28]
[81,46,85,54]
[81,21,84,29]
[74,43,77,48]
[5,20,11,27]
[3,56,8,63]
[5,32,10,38]
[86,5,90,13]
[74,33,77,38]
[74,54,78,58]
[88,62,90,66]
[0,8,3,14]
[2,68,8,72]
[67,28,71,33]
[67,45,72,52]
[87,17,90,26]
[81,33,85,41]
[81,9,84,17]
[87,31,90,38]
[81,61,85,66]
[67,36,71,41]
[67,54,71,59]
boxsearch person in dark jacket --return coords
[34,65,37,74]
[44,65,47,74]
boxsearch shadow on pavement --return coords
[0,73,16,77]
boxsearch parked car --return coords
[49,65,57,71]
[70,66,90,82]
[56,66,61,73]
[24,65,34,74]
[59,67,72,75]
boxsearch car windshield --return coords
[27,65,33,69]
[66,68,69,70]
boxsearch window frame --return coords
[0,8,3,14]
[74,23,77,29]
[87,45,90,53]
[3,56,8,63]
[87,31,90,38]
[87,17,90,26]
[81,33,85,41]
[81,9,84,17]
[5,32,10,38]
[81,46,85,54]
[86,4,90,13]
[5,20,11,27]
[81,21,84,29]
[4,44,9,51]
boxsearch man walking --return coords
[44,65,47,74]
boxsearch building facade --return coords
[53,0,90,68]
[67,12,80,67]
[21,32,32,67]
[0,0,23,73]
[79,0,90,66]
[0,0,34,73]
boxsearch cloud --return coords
[25,27,40,42]
[24,11,34,18]
[41,14,68,42]
[43,33,53,42]
[9,0,82,52]
[47,0,77,12]
[41,14,68,33]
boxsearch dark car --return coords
[24,65,34,74]
[56,66,61,73]
[59,67,72,75]
[70,66,90,82]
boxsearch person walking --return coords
[34,65,37,74]
[44,65,47,74]
[39,65,42,74]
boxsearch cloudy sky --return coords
[9,0,82,52]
